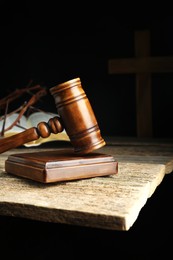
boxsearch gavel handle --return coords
[0,116,64,154]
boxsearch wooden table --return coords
[0,137,173,231]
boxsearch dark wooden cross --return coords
[108,30,173,137]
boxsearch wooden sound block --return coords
[5,149,118,183]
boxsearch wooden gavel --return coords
[0,77,106,155]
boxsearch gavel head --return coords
[50,77,106,155]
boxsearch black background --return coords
[1,4,173,138]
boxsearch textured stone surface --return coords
[0,138,173,230]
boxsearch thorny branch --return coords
[0,81,47,136]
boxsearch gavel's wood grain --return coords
[5,149,118,183]
[0,78,106,155]
[0,117,63,154]
[0,138,173,231]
